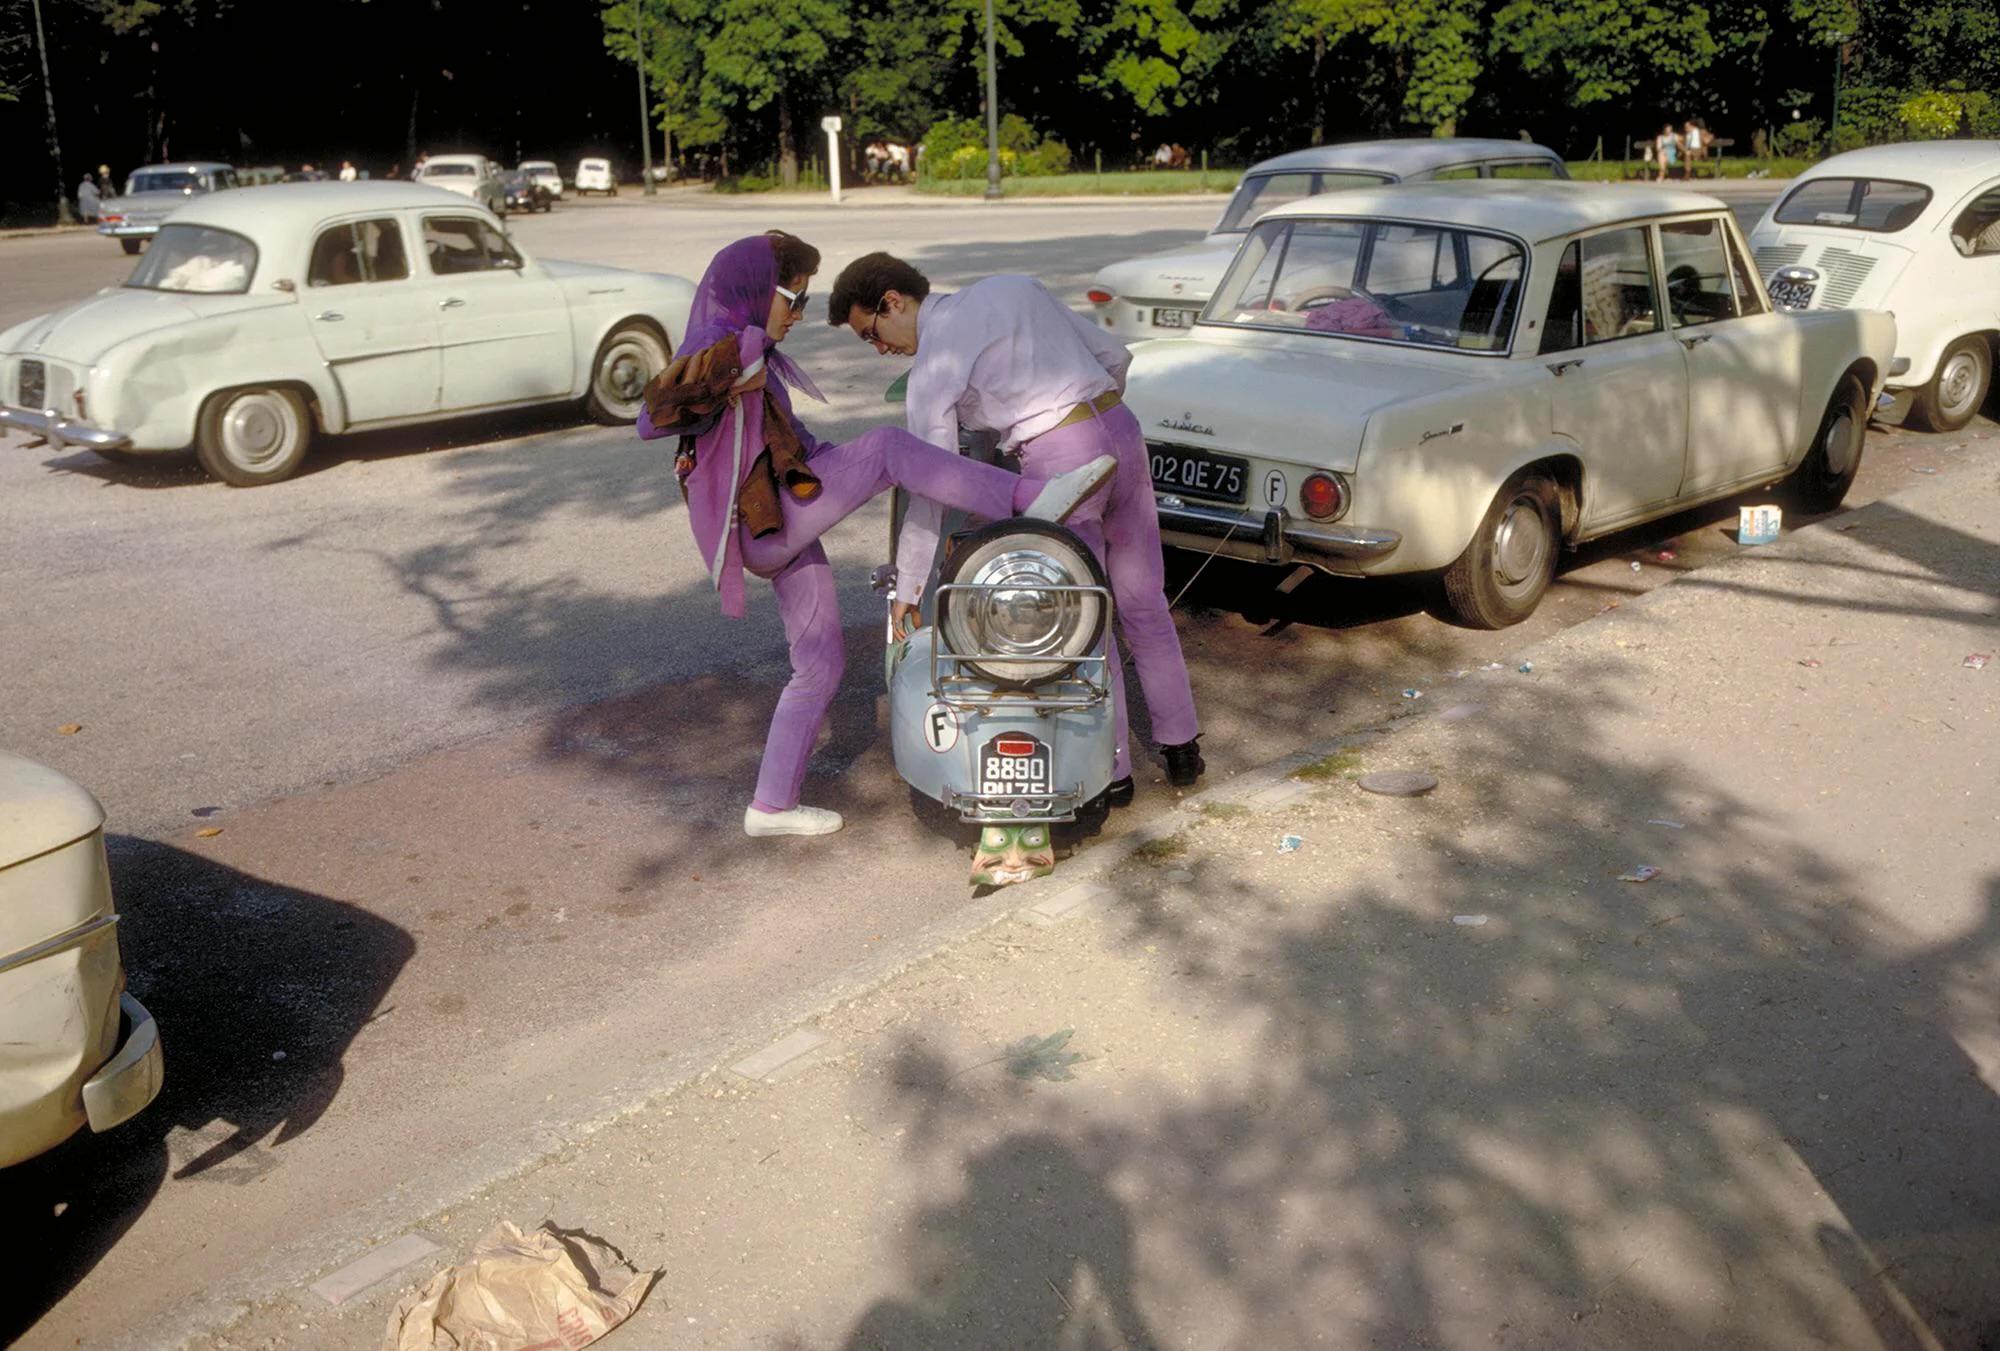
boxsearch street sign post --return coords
[822,115,843,204]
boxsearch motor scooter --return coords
[874,374,1120,886]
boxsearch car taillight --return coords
[1300,473,1345,520]
[1086,289,1113,304]
[102,214,123,223]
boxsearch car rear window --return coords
[1215,170,1390,232]
[129,170,204,194]
[125,224,257,294]
[422,163,476,177]
[1773,177,1931,232]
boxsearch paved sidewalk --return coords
[197,468,2000,1349]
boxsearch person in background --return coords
[1683,119,1707,172]
[338,159,358,182]
[76,173,100,223]
[386,163,402,180]
[1654,123,1681,182]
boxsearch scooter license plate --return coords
[980,734,1052,798]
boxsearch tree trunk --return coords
[776,89,798,188]
[406,83,421,167]
[1310,36,1325,146]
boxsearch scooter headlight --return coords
[937,521,1109,687]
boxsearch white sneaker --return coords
[743,804,844,837]
[1023,454,1116,524]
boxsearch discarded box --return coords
[1738,504,1782,545]
[381,1221,655,1351]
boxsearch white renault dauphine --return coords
[1125,181,1896,627]
[1088,138,1568,342]
[0,182,693,485]
[1747,139,2000,431]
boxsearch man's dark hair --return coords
[826,252,932,324]
[766,230,822,285]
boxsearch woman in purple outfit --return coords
[638,232,1113,839]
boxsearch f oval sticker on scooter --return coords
[924,703,960,753]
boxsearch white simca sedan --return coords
[1748,139,2000,431]
[1125,181,1895,627]
[1088,139,1568,341]
[0,182,693,485]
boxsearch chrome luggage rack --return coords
[927,580,1115,715]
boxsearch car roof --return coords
[1261,179,1730,242]
[132,161,234,174]
[423,153,487,165]
[1244,138,1563,179]
[169,181,490,234]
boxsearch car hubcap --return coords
[1492,496,1549,589]
[599,339,656,411]
[1823,407,1857,476]
[1938,351,1982,418]
[222,393,293,469]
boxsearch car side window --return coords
[1490,160,1562,179]
[423,216,520,274]
[1657,218,1739,327]
[309,218,411,287]
[1950,187,2000,257]
[308,226,365,287]
[1724,227,1765,315]
[1540,227,1661,354]
[1432,166,1481,181]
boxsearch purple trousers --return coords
[737,426,1033,813]
[1014,402,1200,780]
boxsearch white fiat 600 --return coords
[1126,181,1896,628]
[1747,140,2000,431]
[1088,139,1567,342]
[0,182,692,485]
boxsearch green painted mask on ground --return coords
[970,824,1055,887]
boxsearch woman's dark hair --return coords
[766,230,821,286]
[826,252,932,324]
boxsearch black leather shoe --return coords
[1162,738,1206,787]
[1105,776,1135,808]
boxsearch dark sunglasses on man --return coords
[774,282,810,317]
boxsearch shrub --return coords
[1900,90,1964,139]
[1020,139,1073,176]
[1772,118,1822,158]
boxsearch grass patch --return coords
[1561,158,1811,182]
[915,168,1231,197]
[1293,750,1364,782]
[1132,833,1190,864]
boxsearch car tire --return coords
[1908,335,1990,432]
[585,322,669,424]
[194,386,313,486]
[1440,472,1560,629]
[120,238,143,255]
[1787,374,1867,514]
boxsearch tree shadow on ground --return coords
[2,841,412,1342]
[841,503,2000,1347]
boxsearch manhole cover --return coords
[1357,770,1438,797]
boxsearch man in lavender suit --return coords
[828,254,1205,801]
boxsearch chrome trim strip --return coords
[0,912,120,977]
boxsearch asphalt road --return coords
[7,181,1995,1347]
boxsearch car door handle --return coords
[314,310,343,322]
[1546,358,1585,377]
[439,297,466,310]
[1679,333,1712,349]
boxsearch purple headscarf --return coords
[677,234,824,403]
[665,234,825,619]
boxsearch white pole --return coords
[828,127,841,203]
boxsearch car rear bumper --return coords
[82,992,163,1132]
[96,223,159,238]
[0,404,132,450]
[1158,496,1401,568]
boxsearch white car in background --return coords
[0,182,693,485]
[415,153,507,216]
[96,161,240,255]
[574,157,616,195]
[1748,139,2000,430]
[1124,182,1894,628]
[0,753,163,1168]
[1088,139,1568,340]
[520,159,565,200]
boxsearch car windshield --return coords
[124,224,256,294]
[422,163,476,177]
[1773,177,1932,232]
[1215,170,1391,232]
[1207,216,1527,353]
[129,170,204,194]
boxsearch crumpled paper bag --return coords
[382,1221,657,1351]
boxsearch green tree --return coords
[695,0,849,186]
[1274,0,1485,140]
